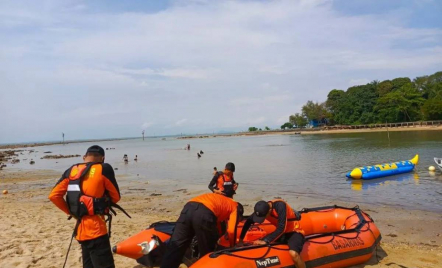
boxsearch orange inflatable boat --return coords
[113,205,381,268]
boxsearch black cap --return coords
[252,200,270,223]
[86,145,105,156]
[225,162,235,172]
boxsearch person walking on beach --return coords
[208,162,238,198]
[160,193,243,268]
[123,154,128,163]
[238,199,305,268]
[134,155,138,161]
[48,145,123,268]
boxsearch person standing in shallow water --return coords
[208,162,238,198]
[123,154,128,163]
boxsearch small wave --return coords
[265,144,288,147]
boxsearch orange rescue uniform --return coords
[49,163,120,241]
[190,193,240,243]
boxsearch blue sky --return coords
[1,0,441,143]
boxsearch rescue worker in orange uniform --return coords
[239,200,306,268]
[49,145,121,268]
[208,162,238,198]
[160,193,244,268]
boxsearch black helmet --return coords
[225,162,235,172]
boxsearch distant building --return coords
[307,118,329,128]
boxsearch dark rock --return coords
[41,154,81,159]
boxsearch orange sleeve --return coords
[102,163,120,203]
[48,178,70,215]
[227,206,240,247]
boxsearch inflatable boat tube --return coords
[113,206,381,268]
[346,154,418,180]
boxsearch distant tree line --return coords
[286,71,442,127]
[248,126,271,132]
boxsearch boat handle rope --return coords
[300,205,360,213]
[307,233,336,244]
[220,244,273,260]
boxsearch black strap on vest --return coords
[66,162,131,236]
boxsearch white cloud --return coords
[175,119,188,126]
[277,115,291,124]
[229,94,294,106]
[349,79,371,86]
[118,67,212,80]
[248,117,266,125]
[141,122,154,129]
[1,0,441,142]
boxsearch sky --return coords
[1,0,441,143]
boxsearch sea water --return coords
[5,131,442,212]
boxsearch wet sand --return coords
[0,169,441,268]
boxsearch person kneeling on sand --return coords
[208,162,238,198]
[160,193,243,268]
[48,145,128,268]
[238,199,305,268]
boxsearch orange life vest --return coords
[216,173,235,197]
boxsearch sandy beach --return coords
[0,169,441,268]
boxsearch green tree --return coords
[248,127,258,132]
[280,122,293,130]
[301,101,327,122]
[329,82,378,125]
[289,113,307,128]
[391,77,412,91]
[422,99,442,120]
[375,84,425,122]
[264,126,270,131]
[377,80,393,97]
[326,89,345,114]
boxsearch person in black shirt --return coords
[208,162,238,198]
[238,200,305,268]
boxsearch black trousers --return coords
[79,234,115,268]
[160,202,219,268]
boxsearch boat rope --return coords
[220,244,274,260]
[215,205,379,262]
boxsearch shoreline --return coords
[2,125,442,150]
[0,169,441,268]
[0,137,138,150]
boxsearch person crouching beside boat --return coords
[239,199,305,268]
[160,193,244,268]
[208,162,238,198]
